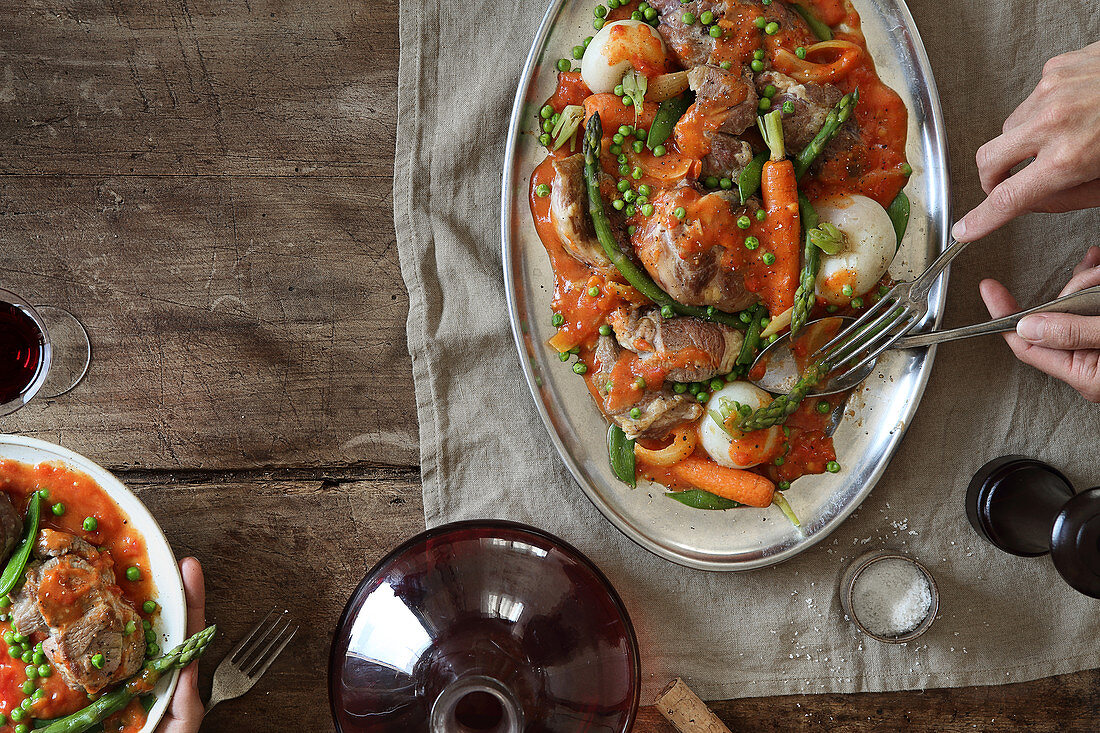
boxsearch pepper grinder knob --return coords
[966,455,1100,598]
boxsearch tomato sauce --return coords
[529,0,908,501]
[0,460,158,732]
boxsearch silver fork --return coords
[206,608,298,714]
[811,236,970,381]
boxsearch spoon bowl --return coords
[750,316,874,396]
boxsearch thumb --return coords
[1017,313,1100,350]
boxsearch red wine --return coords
[0,301,45,404]
[329,521,639,732]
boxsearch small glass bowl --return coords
[840,549,939,643]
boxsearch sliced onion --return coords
[773,40,862,84]
[647,71,690,102]
[635,425,697,467]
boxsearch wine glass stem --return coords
[429,675,523,733]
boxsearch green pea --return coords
[639,204,653,217]
[559,351,570,362]
[24,665,37,680]
[673,207,686,220]
[709,378,725,391]
[636,194,648,205]
[145,629,157,643]
[584,36,594,47]
[30,690,42,702]
[632,140,644,154]
[540,104,553,120]
[10,707,25,722]
[614,84,625,97]
[762,252,776,265]
[653,144,667,156]
[758,97,772,111]
[629,407,642,419]
[3,632,13,645]
[612,199,625,211]
[36,489,48,501]
[826,460,841,473]
[763,84,777,98]
[673,383,687,394]
[782,100,795,114]
[538,133,551,146]
[614,180,629,193]
[778,480,791,490]
[631,167,643,180]
[754,48,766,60]
[681,11,697,23]
[20,650,32,664]
[754,15,766,28]
[617,153,627,164]
[625,204,636,216]
[708,25,722,38]
[20,680,33,695]
[91,653,105,669]
[83,516,98,532]
[11,632,25,644]
[660,305,674,319]
[588,286,600,298]
[750,59,764,72]
[628,225,636,235]
[572,363,587,375]
[901,162,913,176]
[609,144,622,155]
[594,17,606,29]
[623,190,636,203]
[37,665,50,678]
[534,183,550,198]
[696,391,710,403]
[764,21,779,34]
[744,236,760,250]
[720,60,733,70]
[0,596,10,609]
[551,312,564,327]
[739,311,752,323]
[719,178,732,190]
[852,297,864,308]
[689,382,703,394]
[755,209,767,221]
[126,566,142,582]
[612,133,624,145]
[637,184,651,196]
[33,642,42,654]
[599,324,612,336]
[594,4,607,17]
[32,652,44,665]
[572,45,585,60]
[736,215,751,229]
[700,10,714,23]
[796,46,807,59]
[18,722,30,733]
[0,714,5,726]
[704,176,719,188]
[841,284,854,297]
[8,645,21,658]
[775,455,785,466]
[634,127,647,140]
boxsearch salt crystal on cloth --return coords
[395,0,1100,702]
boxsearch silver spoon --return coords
[750,284,1100,396]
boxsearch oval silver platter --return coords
[502,0,949,570]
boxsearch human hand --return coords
[953,40,1100,242]
[156,557,206,733]
[979,246,1100,402]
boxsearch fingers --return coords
[1072,246,1100,278]
[1017,313,1100,350]
[1059,253,1100,296]
[952,157,1073,242]
[180,557,206,635]
[975,128,1038,194]
[979,278,1076,382]
[157,664,205,733]
[1030,179,1100,214]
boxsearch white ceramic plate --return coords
[0,435,185,731]
[502,0,949,570]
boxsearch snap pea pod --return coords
[0,492,40,597]
[583,114,744,330]
[736,304,766,365]
[646,93,692,151]
[886,190,910,250]
[737,152,769,204]
[793,90,857,180]
[792,3,834,40]
[38,625,217,733]
[607,425,636,488]
[791,194,821,336]
[667,489,741,510]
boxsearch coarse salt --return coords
[851,558,932,637]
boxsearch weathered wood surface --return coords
[0,0,1096,731]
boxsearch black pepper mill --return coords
[966,455,1100,598]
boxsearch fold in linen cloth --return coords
[395,0,1100,702]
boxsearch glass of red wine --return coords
[328,520,640,733]
[0,287,91,416]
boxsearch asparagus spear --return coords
[793,90,858,180]
[38,625,217,733]
[737,360,830,431]
[790,194,821,336]
[582,113,747,331]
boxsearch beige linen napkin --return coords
[396,0,1100,701]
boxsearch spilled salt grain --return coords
[851,558,932,636]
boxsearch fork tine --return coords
[231,610,287,665]
[818,302,907,367]
[225,608,277,663]
[830,314,921,377]
[236,615,291,670]
[244,625,297,679]
[813,293,900,359]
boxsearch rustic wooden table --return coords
[1,1,1096,730]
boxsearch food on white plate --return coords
[529,0,911,519]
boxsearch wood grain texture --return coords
[0,0,1096,730]
[0,0,415,469]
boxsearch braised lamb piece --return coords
[608,307,743,383]
[550,154,616,271]
[0,493,23,564]
[13,529,145,695]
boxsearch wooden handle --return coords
[654,678,733,733]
